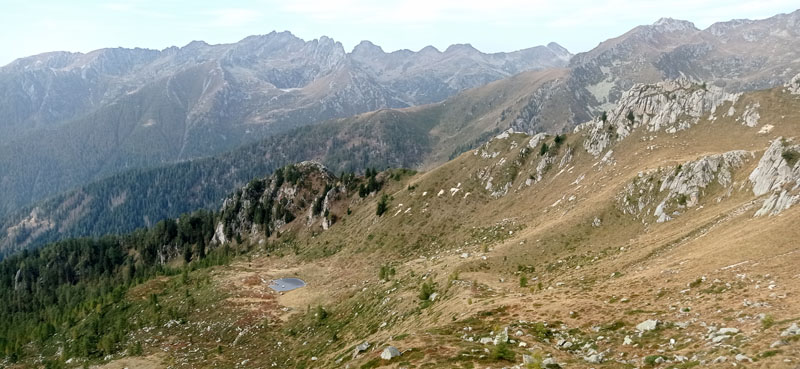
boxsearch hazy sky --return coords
[1,0,798,66]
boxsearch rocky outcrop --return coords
[785,73,800,95]
[618,151,752,222]
[579,78,741,156]
[749,138,800,216]
[212,161,342,244]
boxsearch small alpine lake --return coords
[268,278,306,292]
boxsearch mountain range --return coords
[0,32,571,218]
[3,9,800,256]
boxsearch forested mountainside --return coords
[0,161,395,363]
[0,33,570,218]
[0,68,570,256]
[3,75,800,368]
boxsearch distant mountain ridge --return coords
[0,32,571,217]
[0,32,570,140]
[569,10,800,111]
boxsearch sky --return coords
[1,0,798,66]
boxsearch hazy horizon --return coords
[1,0,799,66]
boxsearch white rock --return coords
[781,323,800,336]
[623,335,633,345]
[771,340,788,348]
[542,357,557,366]
[380,346,401,360]
[493,327,509,345]
[636,319,659,332]
[584,353,603,364]
[711,335,729,343]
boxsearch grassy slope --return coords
[46,85,798,369]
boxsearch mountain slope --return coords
[0,33,571,218]
[3,76,800,368]
[570,10,800,111]
[0,68,580,255]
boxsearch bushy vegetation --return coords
[782,149,800,167]
[490,341,515,361]
[539,143,550,156]
[418,281,435,301]
[376,194,390,216]
[379,265,396,280]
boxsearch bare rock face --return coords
[579,78,741,157]
[749,138,800,216]
[618,151,752,222]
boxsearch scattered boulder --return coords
[542,357,558,367]
[380,346,401,360]
[636,319,659,333]
[735,354,752,362]
[771,340,788,348]
[717,327,739,335]
[494,327,509,345]
[712,356,728,364]
[584,352,604,364]
[781,323,800,336]
[523,354,534,365]
[352,342,370,358]
[623,335,633,345]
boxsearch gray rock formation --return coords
[618,151,752,222]
[749,138,800,216]
[352,341,370,358]
[636,319,660,332]
[578,78,741,156]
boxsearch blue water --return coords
[269,278,306,292]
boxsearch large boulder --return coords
[636,319,659,333]
[380,346,401,360]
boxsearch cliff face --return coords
[212,161,344,245]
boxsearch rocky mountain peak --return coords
[651,17,698,32]
[351,40,385,58]
[444,43,479,54]
[546,42,570,55]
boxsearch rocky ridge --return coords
[617,151,752,223]
[578,77,743,156]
